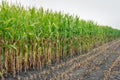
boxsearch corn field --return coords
[0,2,120,78]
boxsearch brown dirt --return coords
[2,39,120,80]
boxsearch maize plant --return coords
[0,2,120,78]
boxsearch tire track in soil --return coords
[104,44,120,80]
[50,40,120,80]
[108,63,120,80]
[104,54,120,80]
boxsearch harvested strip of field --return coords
[105,44,120,80]
[50,40,120,80]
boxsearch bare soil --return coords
[2,39,120,80]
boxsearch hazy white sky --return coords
[1,0,120,29]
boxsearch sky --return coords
[1,0,120,29]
